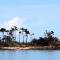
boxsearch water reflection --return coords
[0,50,60,60]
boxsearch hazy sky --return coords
[0,0,60,39]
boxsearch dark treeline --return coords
[31,31,60,47]
[0,26,60,47]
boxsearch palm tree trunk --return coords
[30,35,33,45]
[23,35,24,44]
[15,31,16,41]
[19,33,20,43]
[26,35,28,46]
[7,32,8,35]
[2,32,4,37]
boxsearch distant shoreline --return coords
[0,46,60,50]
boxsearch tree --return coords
[13,26,18,40]
[43,30,59,46]
[20,28,25,43]
[31,38,37,43]
[30,33,34,41]
[2,35,12,43]
[46,31,54,38]
[0,28,6,37]
[24,29,30,46]
[19,31,21,43]
[9,28,15,41]
[5,30,9,36]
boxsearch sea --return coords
[0,50,60,60]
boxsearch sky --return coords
[0,0,60,41]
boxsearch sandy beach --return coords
[0,46,60,50]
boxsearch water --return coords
[0,50,60,60]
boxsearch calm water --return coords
[0,50,60,60]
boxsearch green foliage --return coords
[31,31,60,47]
[0,27,60,47]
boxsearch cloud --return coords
[1,16,25,29]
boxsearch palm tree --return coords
[5,30,9,36]
[20,28,25,44]
[9,27,15,41]
[31,33,34,40]
[24,29,30,46]
[0,28,6,37]
[19,31,21,43]
[14,26,18,41]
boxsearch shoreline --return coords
[0,46,60,50]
